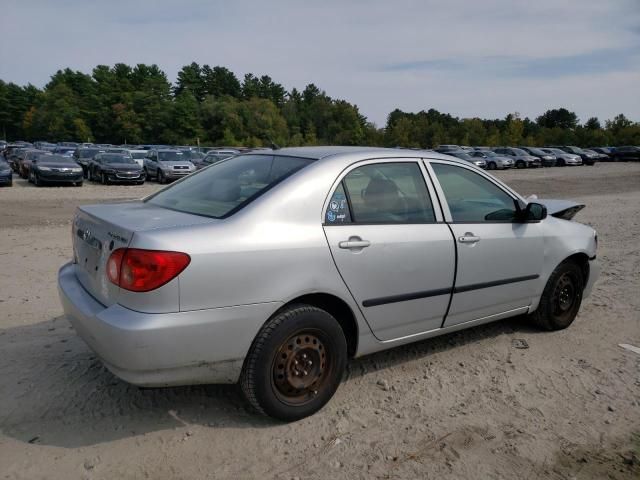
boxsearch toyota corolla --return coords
[58,147,599,420]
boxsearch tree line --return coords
[1,62,638,148]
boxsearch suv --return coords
[144,149,196,183]
[493,147,541,168]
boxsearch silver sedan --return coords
[58,147,599,420]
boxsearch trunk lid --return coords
[72,201,213,306]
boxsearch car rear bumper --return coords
[57,262,281,386]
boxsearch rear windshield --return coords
[147,154,314,218]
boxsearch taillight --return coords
[107,248,190,292]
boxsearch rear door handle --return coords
[339,238,371,250]
[458,233,480,244]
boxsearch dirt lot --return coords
[1,164,639,479]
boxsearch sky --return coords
[1,0,639,126]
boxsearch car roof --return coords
[241,146,475,168]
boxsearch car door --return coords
[427,160,544,327]
[323,160,456,341]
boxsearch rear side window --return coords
[337,162,436,224]
[147,154,314,218]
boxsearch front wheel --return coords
[529,261,584,331]
[516,160,525,169]
[100,172,108,185]
[488,162,497,170]
[158,170,166,184]
[240,304,347,421]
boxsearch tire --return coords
[101,172,108,185]
[488,162,497,170]
[136,181,144,185]
[75,181,83,187]
[516,160,525,169]
[28,170,34,183]
[158,170,165,184]
[143,167,149,180]
[529,261,584,331]
[240,304,348,421]
[558,159,565,167]
[34,173,42,187]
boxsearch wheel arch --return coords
[561,252,590,289]
[271,293,359,357]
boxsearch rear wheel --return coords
[516,160,525,169]
[240,304,347,421]
[100,172,108,185]
[530,261,584,331]
[488,162,497,170]
[34,173,42,187]
[158,170,166,184]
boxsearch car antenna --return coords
[266,136,280,150]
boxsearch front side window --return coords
[431,163,517,222]
[338,162,435,224]
[147,154,313,218]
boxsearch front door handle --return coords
[458,232,480,244]
[339,237,371,250]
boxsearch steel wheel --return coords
[240,304,347,421]
[530,260,584,331]
[271,330,331,406]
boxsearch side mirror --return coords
[521,202,547,222]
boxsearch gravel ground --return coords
[0,163,639,479]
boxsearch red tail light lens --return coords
[107,248,191,292]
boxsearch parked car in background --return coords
[0,158,12,186]
[73,147,106,177]
[144,149,195,183]
[518,147,557,167]
[555,146,597,166]
[19,149,51,178]
[53,146,76,157]
[446,150,486,169]
[590,147,614,160]
[493,147,541,168]
[127,149,148,167]
[58,147,599,421]
[470,150,514,170]
[88,153,145,185]
[34,141,57,151]
[193,150,237,170]
[541,148,582,166]
[6,146,28,171]
[582,148,608,163]
[611,146,640,162]
[0,140,8,152]
[29,154,83,186]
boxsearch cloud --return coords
[1,0,639,125]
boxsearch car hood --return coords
[537,199,585,220]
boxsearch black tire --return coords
[488,162,497,170]
[34,173,42,187]
[558,159,565,167]
[75,181,83,187]
[530,261,584,331]
[101,172,108,185]
[136,181,144,185]
[240,304,348,421]
[158,170,165,184]
[516,160,525,169]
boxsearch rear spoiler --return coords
[535,199,585,220]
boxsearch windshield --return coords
[147,154,314,218]
[158,151,186,162]
[527,148,546,155]
[546,148,565,155]
[511,148,528,155]
[450,152,473,160]
[102,154,136,165]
